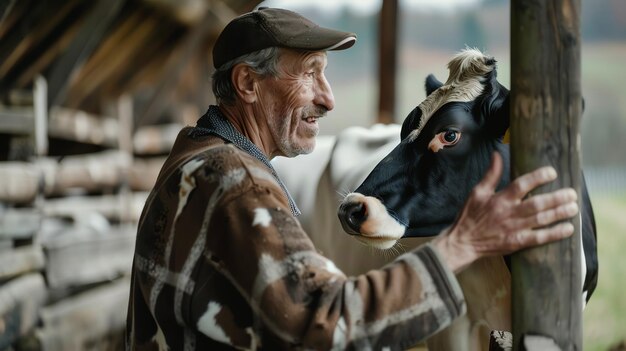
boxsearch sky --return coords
[258,0,483,16]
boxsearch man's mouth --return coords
[304,116,319,123]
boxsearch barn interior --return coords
[0,0,263,348]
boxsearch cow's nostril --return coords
[338,202,367,235]
[347,203,366,227]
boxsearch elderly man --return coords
[126,7,579,350]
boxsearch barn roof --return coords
[0,0,261,129]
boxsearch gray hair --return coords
[211,47,281,105]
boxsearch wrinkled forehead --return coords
[278,49,328,72]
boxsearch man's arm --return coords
[189,152,576,349]
[192,168,467,349]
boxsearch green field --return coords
[584,192,626,350]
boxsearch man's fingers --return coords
[526,202,578,228]
[517,188,578,216]
[477,152,503,192]
[505,166,558,199]
[516,202,579,229]
[515,222,575,249]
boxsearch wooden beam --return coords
[377,0,398,124]
[100,17,179,99]
[0,1,86,97]
[136,7,222,126]
[0,107,34,135]
[43,150,132,195]
[0,207,43,241]
[64,9,162,108]
[34,75,48,156]
[14,15,83,89]
[82,9,147,76]
[141,0,209,25]
[47,107,119,147]
[0,0,47,93]
[114,1,228,96]
[0,208,42,240]
[129,156,167,191]
[510,0,583,349]
[46,0,125,108]
[43,193,148,222]
[0,0,78,78]
[35,277,129,350]
[0,161,39,204]
[236,0,264,13]
[0,245,45,281]
[133,123,181,155]
[43,228,134,289]
[211,0,241,24]
[114,40,174,95]
[0,0,19,39]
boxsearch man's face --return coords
[254,49,335,157]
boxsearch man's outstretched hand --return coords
[433,152,578,273]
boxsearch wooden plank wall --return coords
[0,0,261,349]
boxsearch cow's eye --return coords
[438,130,461,145]
[428,130,462,153]
[443,130,458,143]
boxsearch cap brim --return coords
[322,36,356,51]
[286,26,356,52]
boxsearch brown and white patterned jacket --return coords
[126,111,466,350]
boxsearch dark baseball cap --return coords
[212,7,357,69]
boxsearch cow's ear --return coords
[401,106,423,140]
[490,91,510,140]
[425,74,443,96]
[479,77,510,140]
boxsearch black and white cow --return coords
[336,49,598,350]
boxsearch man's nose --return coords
[314,75,335,111]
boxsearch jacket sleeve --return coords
[194,169,466,350]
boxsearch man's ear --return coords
[231,64,257,103]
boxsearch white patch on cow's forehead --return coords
[252,208,272,228]
[197,301,233,345]
[409,48,496,142]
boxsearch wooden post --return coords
[377,0,398,124]
[509,0,583,350]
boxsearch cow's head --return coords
[338,49,511,249]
